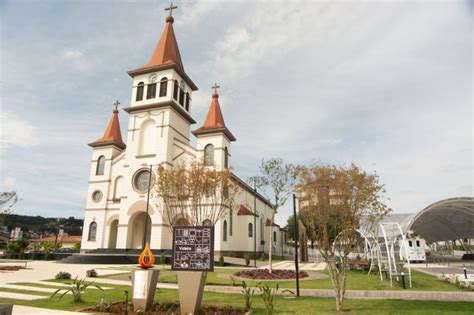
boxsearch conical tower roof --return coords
[192,93,236,141]
[140,15,184,71]
[89,107,126,150]
[127,13,198,91]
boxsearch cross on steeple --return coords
[212,83,220,95]
[114,100,120,110]
[165,2,178,17]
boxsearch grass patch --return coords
[156,269,459,292]
[0,287,50,297]
[0,285,471,314]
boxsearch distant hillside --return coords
[3,214,83,236]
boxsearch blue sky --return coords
[1,0,472,226]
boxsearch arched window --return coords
[88,222,97,241]
[136,82,144,101]
[96,156,105,175]
[146,83,157,99]
[159,77,168,97]
[273,231,277,243]
[248,223,253,238]
[173,80,179,100]
[223,220,227,242]
[204,144,214,166]
[202,219,212,226]
[113,176,123,200]
[179,84,185,106]
[224,147,229,168]
[260,218,264,240]
[229,209,233,236]
[138,119,156,155]
[185,93,190,111]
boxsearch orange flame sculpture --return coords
[138,242,155,269]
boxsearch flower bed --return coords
[234,269,309,280]
[0,266,22,271]
[81,301,248,314]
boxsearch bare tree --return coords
[298,164,390,312]
[250,158,298,272]
[153,162,238,229]
[0,191,19,226]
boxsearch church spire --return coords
[139,3,183,71]
[127,3,197,91]
[192,84,236,141]
[89,100,126,150]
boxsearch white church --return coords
[80,8,286,256]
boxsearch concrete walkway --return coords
[13,305,92,315]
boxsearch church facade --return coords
[80,10,286,255]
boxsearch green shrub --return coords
[244,253,251,266]
[55,271,71,280]
[260,253,267,261]
[51,276,103,303]
[219,254,225,266]
[241,281,255,310]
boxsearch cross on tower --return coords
[212,83,220,95]
[114,100,120,110]
[165,2,178,17]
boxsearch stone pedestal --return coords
[132,269,159,312]
[176,271,207,315]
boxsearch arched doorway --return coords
[128,212,152,249]
[108,220,118,249]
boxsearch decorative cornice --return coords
[127,63,198,91]
[123,100,196,124]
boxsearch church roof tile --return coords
[89,107,126,150]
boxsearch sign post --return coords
[131,243,159,312]
[172,226,214,315]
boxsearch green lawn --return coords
[154,269,460,292]
[0,280,471,314]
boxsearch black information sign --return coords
[171,225,214,272]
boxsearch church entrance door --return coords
[108,220,118,249]
[129,212,152,249]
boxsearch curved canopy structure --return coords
[405,197,474,243]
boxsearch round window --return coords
[92,190,103,202]
[134,169,154,193]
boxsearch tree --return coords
[41,241,54,260]
[153,161,238,228]
[297,164,390,312]
[0,191,19,226]
[250,158,298,272]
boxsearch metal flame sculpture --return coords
[138,242,155,269]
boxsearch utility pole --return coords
[143,164,153,249]
[293,193,300,297]
[253,179,257,268]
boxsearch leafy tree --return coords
[7,241,19,259]
[249,158,298,272]
[298,164,390,312]
[41,241,54,260]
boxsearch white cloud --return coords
[0,111,40,148]
[2,177,16,191]
[62,50,83,60]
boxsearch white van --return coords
[400,238,426,263]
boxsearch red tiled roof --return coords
[89,108,126,150]
[266,218,280,228]
[137,16,184,72]
[192,93,236,141]
[237,205,258,217]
